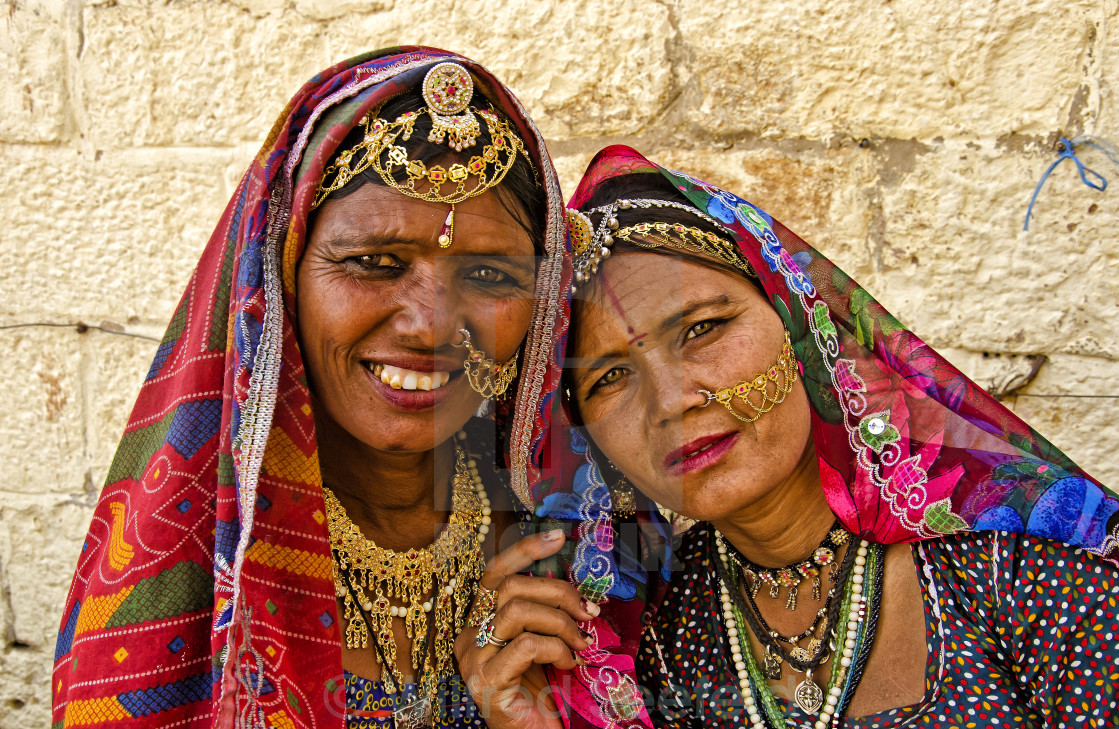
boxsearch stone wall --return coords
[2,0,1117,723]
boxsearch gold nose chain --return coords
[697,329,798,422]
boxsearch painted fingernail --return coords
[580,629,594,644]
[573,652,585,666]
[541,528,564,542]
[581,598,601,617]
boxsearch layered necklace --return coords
[324,436,490,724]
[712,525,886,729]
[727,521,851,610]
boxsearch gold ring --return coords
[467,584,499,628]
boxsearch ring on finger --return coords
[474,612,509,648]
[467,584,499,628]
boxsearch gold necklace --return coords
[324,437,490,703]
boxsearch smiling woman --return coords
[50,49,589,729]
[299,186,537,452]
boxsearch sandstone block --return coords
[938,348,1052,399]
[1025,350,1116,397]
[873,139,1119,356]
[80,2,328,147]
[550,150,595,203]
[323,0,675,140]
[226,0,291,16]
[0,635,52,728]
[641,144,874,274]
[676,0,1105,141]
[0,145,232,325]
[0,0,73,143]
[1099,12,1119,131]
[0,328,85,496]
[296,0,392,20]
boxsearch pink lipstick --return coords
[664,431,740,477]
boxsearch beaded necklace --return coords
[722,521,850,609]
[714,530,886,728]
[718,530,858,680]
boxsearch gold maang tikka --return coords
[456,328,519,399]
[312,62,531,248]
[697,329,798,422]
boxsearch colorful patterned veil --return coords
[529,145,1119,728]
[51,48,569,729]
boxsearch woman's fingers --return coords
[491,599,595,652]
[483,633,583,684]
[479,531,601,625]
[454,630,580,707]
[495,574,599,622]
[483,529,567,587]
[456,531,605,726]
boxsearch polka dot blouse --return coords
[637,525,1119,727]
[343,672,485,728]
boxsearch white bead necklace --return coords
[716,533,871,729]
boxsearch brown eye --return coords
[468,266,509,284]
[599,367,625,386]
[352,254,397,269]
[685,320,716,339]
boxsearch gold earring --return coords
[601,459,637,519]
[456,328,518,399]
[610,478,637,519]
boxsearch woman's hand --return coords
[455,529,599,729]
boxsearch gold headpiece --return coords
[569,198,755,292]
[313,62,530,247]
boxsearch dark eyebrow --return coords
[567,294,734,379]
[317,235,537,276]
[318,232,425,253]
[566,350,626,377]
[657,293,731,334]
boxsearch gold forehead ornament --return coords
[313,62,531,248]
[568,198,755,293]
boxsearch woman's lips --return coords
[364,364,462,411]
[664,431,740,477]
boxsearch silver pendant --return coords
[762,644,782,680]
[393,694,433,729]
[794,672,823,714]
